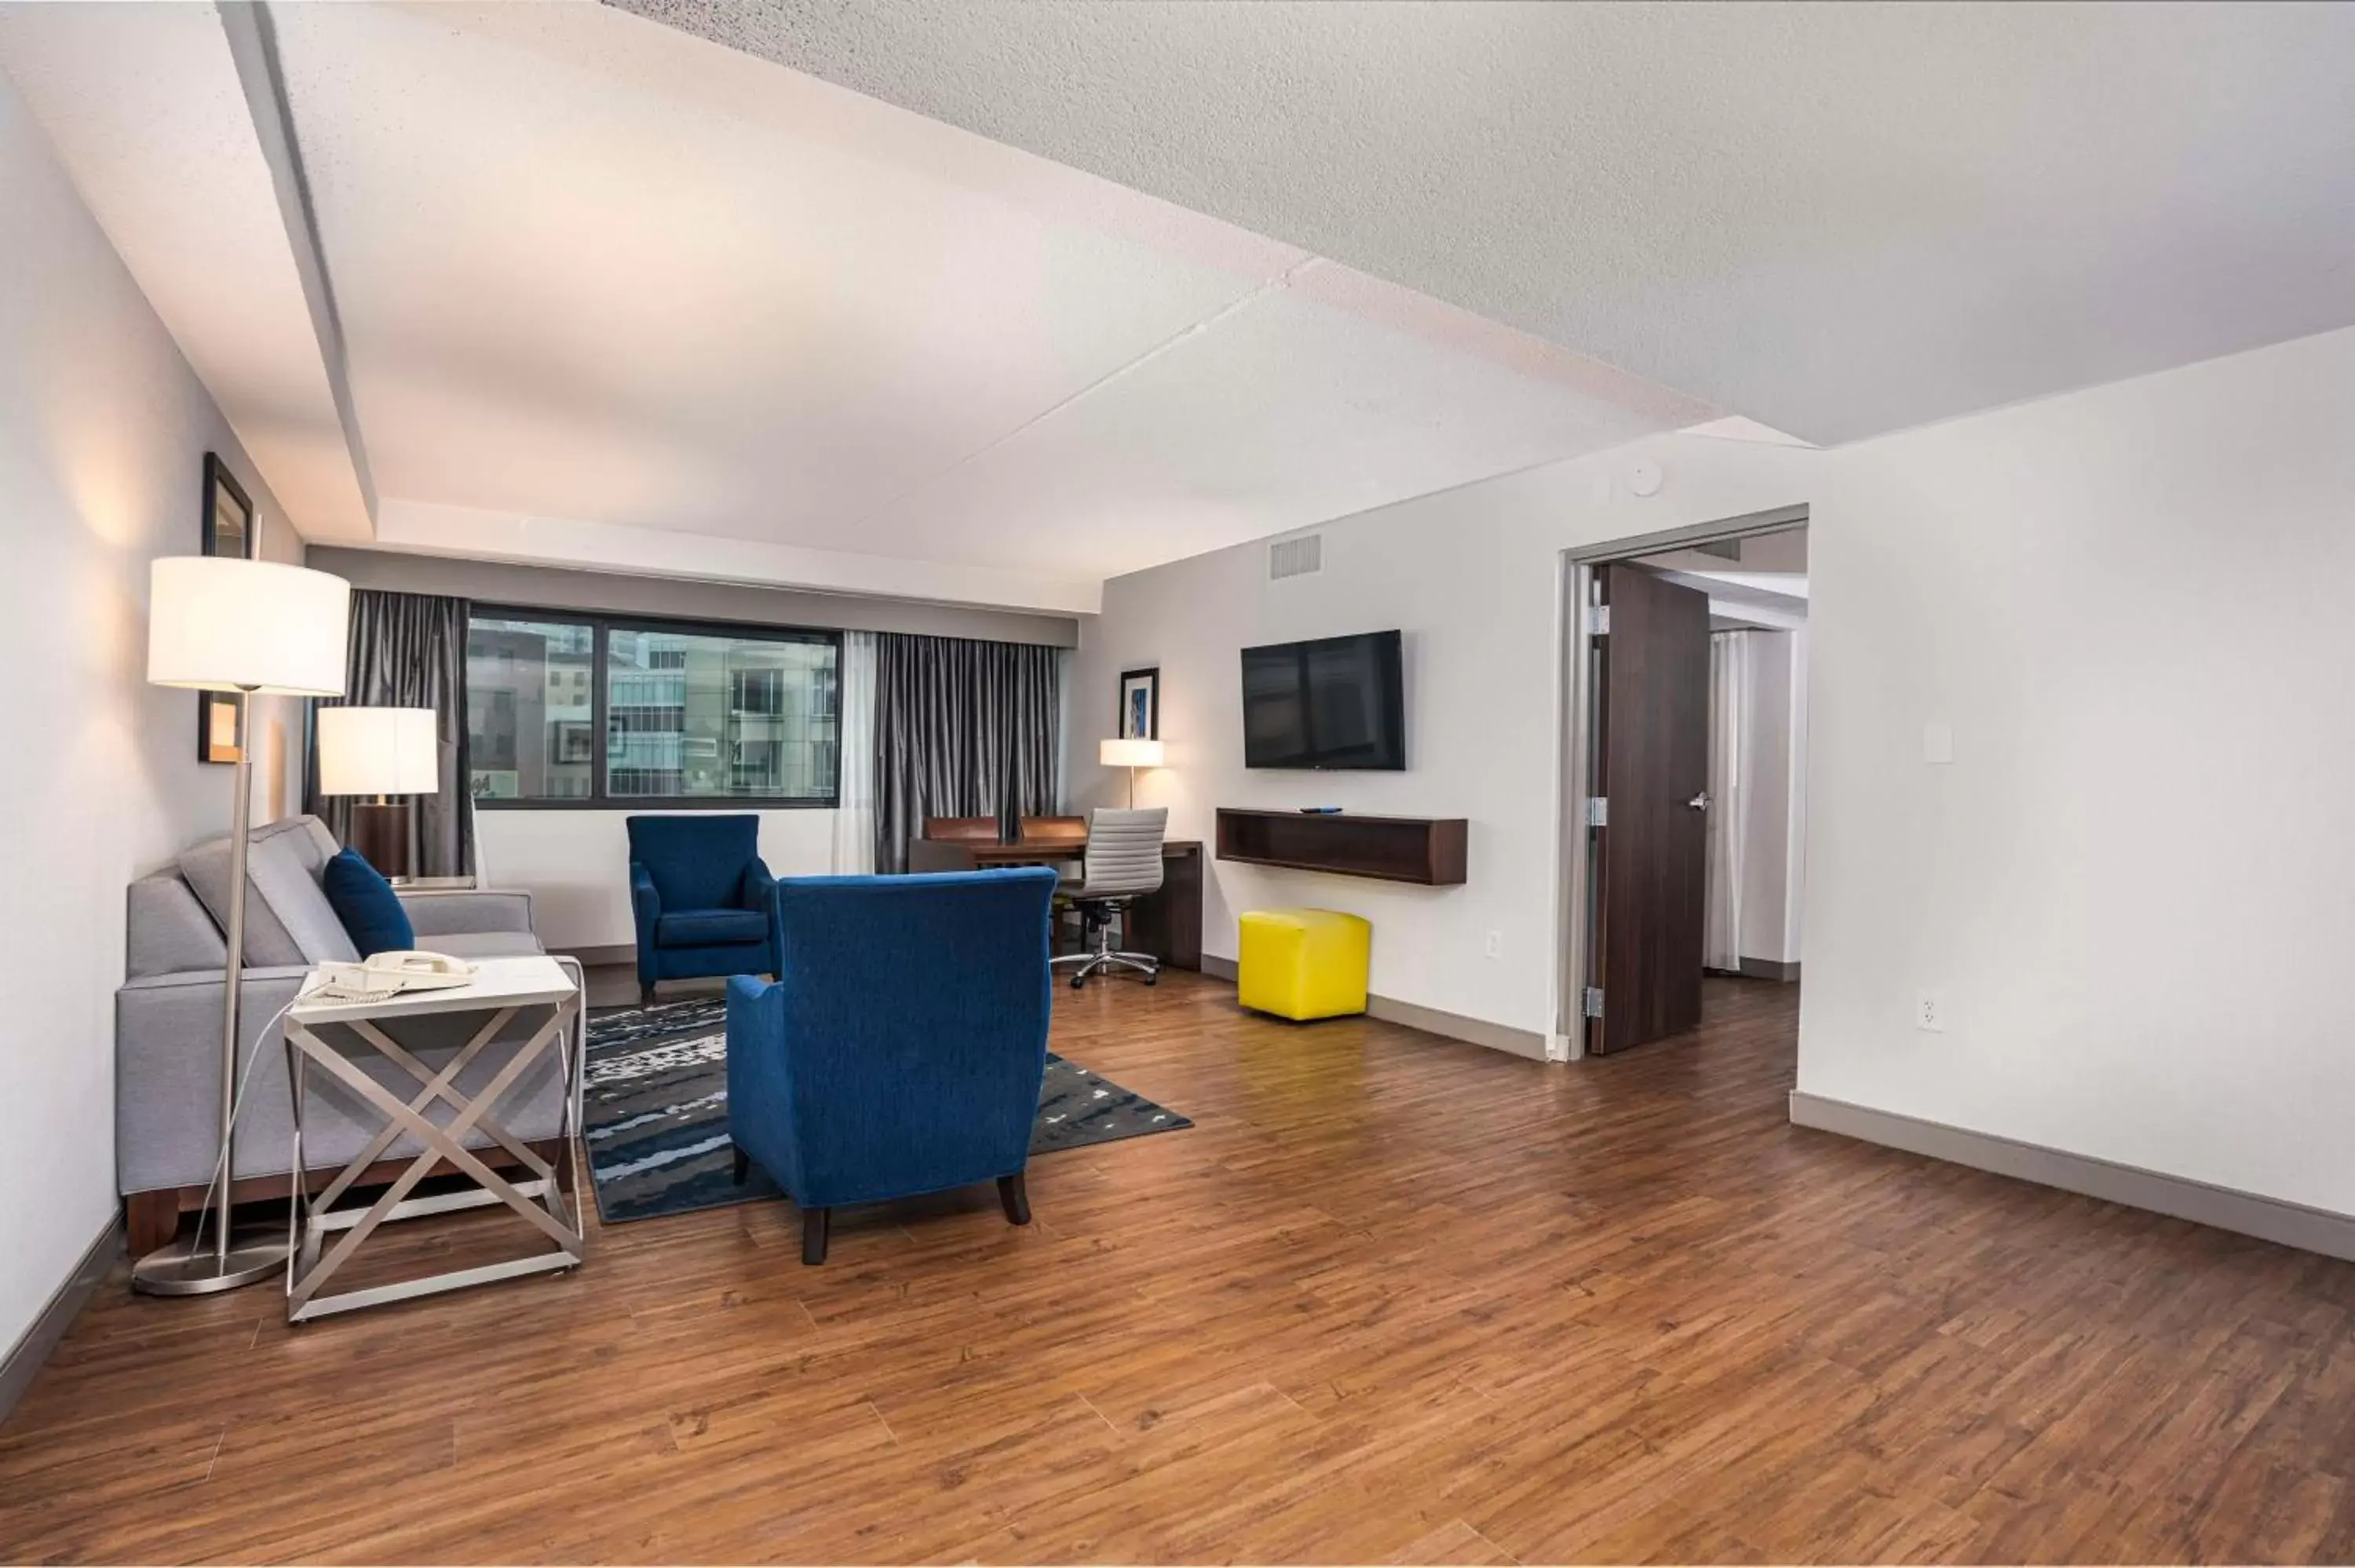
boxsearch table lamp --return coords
[1100,738,1164,809]
[317,706,440,879]
[143,556,350,1294]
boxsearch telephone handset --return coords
[312,950,480,1003]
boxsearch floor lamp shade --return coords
[317,706,440,797]
[148,556,350,695]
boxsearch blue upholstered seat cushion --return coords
[320,847,416,957]
[655,908,769,947]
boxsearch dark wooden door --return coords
[1590,565,1712,1055]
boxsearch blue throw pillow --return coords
[321,846,416,957]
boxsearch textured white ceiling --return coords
[253,1,1706,594]
[618,0,2355,446]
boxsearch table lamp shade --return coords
[148,556,350,695]
[317,706,441,796]
[1100,738,1165,769]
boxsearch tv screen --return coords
[1241,630,1405,770]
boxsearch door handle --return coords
[1687,791,1711,811]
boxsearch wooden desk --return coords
[905,837,1204,972]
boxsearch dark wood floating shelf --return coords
[1214,808,1468,886]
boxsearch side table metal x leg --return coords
[284,994,584,1322]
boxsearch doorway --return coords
[1556,505,1809,1057]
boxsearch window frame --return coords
[467,604,844,811]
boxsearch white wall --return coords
[476,810,838,954]
[1,73,305,1359]
[1796,324,2355,1216]
[1072,436,1823,1034]
[1079,321,2355,1220]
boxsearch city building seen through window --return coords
[465,612,839,805]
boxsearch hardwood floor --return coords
[6,974,2355,1563]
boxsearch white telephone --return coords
[312,950,479,1003]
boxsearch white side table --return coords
[283,956,586,1322]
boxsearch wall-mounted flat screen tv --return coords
[1241,629,1405,770]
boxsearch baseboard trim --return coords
[1367,994,1550,1060]
[1196,954,1548,1060]
[1,1214,122,1427]
[1739,957,1801,983]
[1789,1090,2355,1264]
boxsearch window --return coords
[467,617,595,801]
[465,610,840,808]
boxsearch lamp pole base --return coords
[130,1230,289,1296]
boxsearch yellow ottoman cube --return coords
[1236,908,1371,1020]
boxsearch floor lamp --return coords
[317,706,440,879]
[140,556,351,1294]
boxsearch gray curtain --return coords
[305,589,474,877]
[874,633,1061,872]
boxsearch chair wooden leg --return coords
[801,1207,830,1265]
[639,983,655,1009]
[997,1172,1031,1227]
[731,1147,750,1186]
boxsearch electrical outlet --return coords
[1915,990,1946,1033]
[1483,930,1503,960]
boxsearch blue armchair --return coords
[725,866,1059,1264]
[626,815,780,1007]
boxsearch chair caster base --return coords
[1056,950,1163,990]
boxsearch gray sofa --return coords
[118,815,574,1254]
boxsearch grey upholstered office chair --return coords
[1051,808,1167,989]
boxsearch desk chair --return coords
[1051,807,1167,989]
[924,816,1001,841]
[1021,817,1089,890]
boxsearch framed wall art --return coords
[197,453,256,764]
[1118,665,1159,742]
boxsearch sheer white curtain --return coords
[1703,630,1748,973]
[830,630,878,874]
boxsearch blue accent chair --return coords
[725,866,1060,1264]
[627,815,780,1007]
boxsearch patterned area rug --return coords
[582,997,1192,1223]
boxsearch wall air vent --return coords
[1268,534,1324,581]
